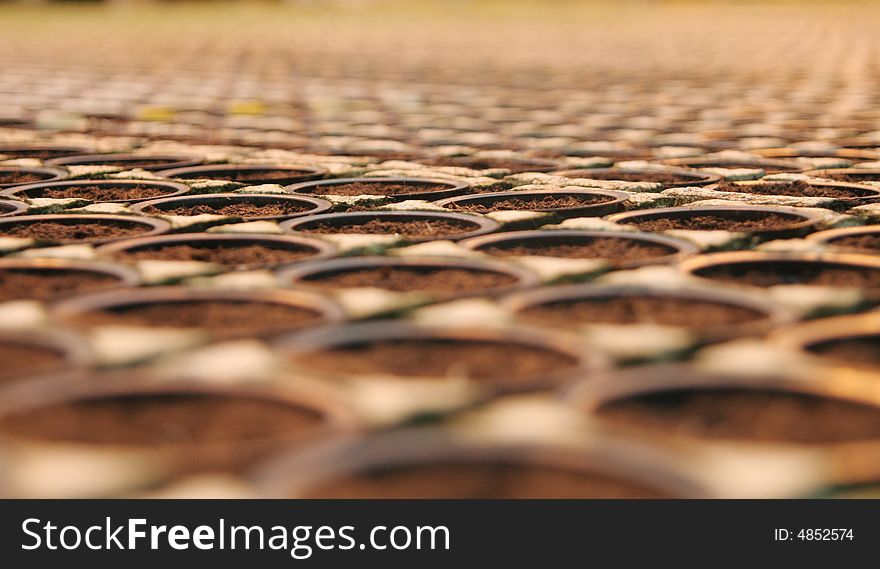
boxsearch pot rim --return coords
[0,213,172,245]
[661,156,807,172]
[129,192,334,221]
[95,232,338,266]
[0,144,90,158]
[276,254,541,296]
[0,256,141,288]
[768,311,880,371]
[459,229,700,268]
[549,166,722,187]
[44,152,205,171]
[807,225,880,252]
[434,187,631,216]
[273,319,605,392]
[755,147,880,161]
[52,285,347,332]
[0,329,92,386]
[499,282,797,339]
[679,250,880,288]
[804,168,880,181]
[251,427,715,499]
[0,166,68,188]
[280,210,501,242]
[709,177,880,199]
[606,204,825,238]
[283,176,471,202]
[0,199,28,217]
[154,163,327,182]
[1,178,193,204]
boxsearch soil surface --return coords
[423,157,556,174]
[827,233,880,252]
[0,171,54,185]
[114,242,318,266]
[598,388,880,443]
[446,194,610,213]
[692,261,880,288]
[0,268,123,301]
[815,171,880,183]
[73,300,323,339]
[301,217,479,238]
[299,265,518,294]
[479,234,678,263]
[625,212,804,232]
[142,199,311,217]
[0,343,65,383]
[560,170,702,184]
[714,180,874,199]
[0,220,155,242]
[170,168,316,183]
[293,338,579,387]
[807,336,880,367]
[304,462,671,498]
[298,181,452,197]
[519,295,765,329]
[22,184,175,201]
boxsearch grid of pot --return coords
[0,2,879,499]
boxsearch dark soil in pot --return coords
[302,462,671,499]
[101,234,333,269]
[420,156,560,174]
[516,294,767,329]
[0,200,26,216]
[157,164,325,185]
[0,343,66,384]
[609,207,816,236]
[713,180,880,199]
[4,180,190,203]
[804,336,880,367]
[45,153,203,171]
[0,267,130,302]
[292,338,579,388]
[689,259,880,289]
[807,169,880,183]
[0,392,326,472]
[0,167,66,188]
[133,193,331,221]
[285,177,466,201]
[464,231,693,267]
[663,158,803,174]
[283,212,496,242]
[597,388,880,444]
[821,233,880,253]
[553,168,718,187]
[436,189,628,217]
[0,215,169,245]
[0,145,88,160]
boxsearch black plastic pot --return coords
[804,168,880,183]
[0,214,171,245]
[0,199,28,217]
[45,153,204,171]
[420,155,561,174]
[0,145,89,160]
[606,205,824,240]
[2,179,191,204]
[435,188,630,218]
[662,157,805,174]
[281,211,500,243]
[461,229,699,268]
[0,258,140,302]
[285,177,469,202]
[551,167,720,188]
[156,164,326,185]
[278,255,539,298]
[97,233,337,270]
[130,193,333,221]
[0,166,67,189]
[807,226,880,254]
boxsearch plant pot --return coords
[804,168,880,183]
[97,233,336,270]
[435,188,629,218]
[807,226,880,254]
[53,286,346,340]
[501,284,796,342]
[0,329,91,387]
[551,166,720,188]
[0,258,140,303]
[274,320,602,393]
[44,153,204,172]
[568,363,880,486]
[770,312,880,371]
[253,428,710,498]
[0,214,171,245]
[679,251,880,291]
[0,199,28,217]
[0,372,358,496]
[606,205,823,240]
[131,193,333,221]
[755,147,880,162]
[709,179,880,204]
[662,157,805,174]
[284,177,469,202]
[2,179,191,204]
[461,229,698,268]
[278,255,539,299]
[420,156,561,174]
[0,145,89,160]
[0,166,67,189]
[156,164,326,185]
[281,211,499,243]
